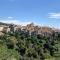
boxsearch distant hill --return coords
[0,22,9,26]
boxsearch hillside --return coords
[0,22,60,60]
[0,22,60,37]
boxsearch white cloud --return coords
[48,13,60,19]
[0,19,60,29]
[0,17,34,25]
[0,19,33,26]
[8,16,13,19]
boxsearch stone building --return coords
[3,26,10,33]
[9,24,19,33]
[0,26,4,32]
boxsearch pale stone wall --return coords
[0,27,4,32]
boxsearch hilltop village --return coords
[0,22,59,37]
[0,22,60,60]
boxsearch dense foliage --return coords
[0,31,60,60]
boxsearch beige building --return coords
[3,27,10,33]
[0,26,4,32]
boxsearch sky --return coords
[0,0,60,29]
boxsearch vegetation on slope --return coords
[0,29,60,60]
